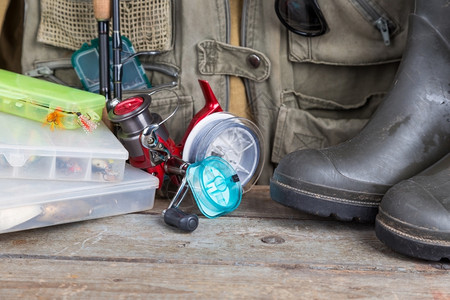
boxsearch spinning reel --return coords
[107,80,264,232]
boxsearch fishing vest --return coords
[21,0,414,184]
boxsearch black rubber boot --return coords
[270,0,450,223]
[375,153,450,261]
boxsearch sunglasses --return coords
[275,0,329,37]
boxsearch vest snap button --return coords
[247,54,261,68]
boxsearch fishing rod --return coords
[112,0,122,101]
[93,0,111,101]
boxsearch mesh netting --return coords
[37,0,172,52]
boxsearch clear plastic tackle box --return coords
[0,164,158,234]
[0,112,129,182]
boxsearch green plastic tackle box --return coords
[0,69,105,130]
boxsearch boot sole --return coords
[375,213,450,261]
[270,178,379,223]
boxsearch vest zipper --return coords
[374,17,390,46]
[351,0,396,46]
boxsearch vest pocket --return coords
[287,0,413,66]
[271,90,385,163]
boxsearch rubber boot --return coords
[270,0,450,222]
[375,153,450,261]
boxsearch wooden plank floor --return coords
[0,186,449,299]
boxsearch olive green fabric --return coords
[19,0,414,184]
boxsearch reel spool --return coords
[182,112,264,192]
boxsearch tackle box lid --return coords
[0,69,106,113]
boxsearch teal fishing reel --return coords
[162,156,243,232]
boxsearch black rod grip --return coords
[98,21,110,100]
[164,207,198,232]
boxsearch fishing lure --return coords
[92,159,118,181]
[76,112,98,133]
[45,108,65,130]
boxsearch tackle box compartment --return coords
[0,69,105,130]
[0,112,129,182]
[0,164,158,234]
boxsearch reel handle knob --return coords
[164,207,199,232]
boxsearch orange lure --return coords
[45,108,65,130]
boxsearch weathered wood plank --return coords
[0,257,449,299]
[0,213,447,273]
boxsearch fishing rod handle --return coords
[93,0,111,21]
